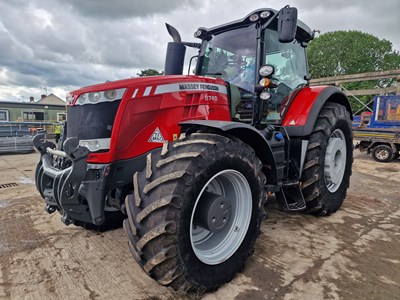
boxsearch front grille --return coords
[67,101,121,140]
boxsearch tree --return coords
[308,30,400,77]
[307,31,400,112]
[136,69,164,77]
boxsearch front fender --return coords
[179,120,279,185]
[282,86,352,137]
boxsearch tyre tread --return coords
[136,221,177,250]
[301,103,353,215]
[125,132,266,294]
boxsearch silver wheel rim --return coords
[190,169,252,265]
[376,148,389,160]
[324,129,346,193]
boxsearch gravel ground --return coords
[0,150,399,300]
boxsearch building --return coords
[0,94,67,122]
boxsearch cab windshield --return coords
[197,24,257,93]
[197,23,308,124]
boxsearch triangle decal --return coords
[148,127,165,143]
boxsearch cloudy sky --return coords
[0,0,399,102]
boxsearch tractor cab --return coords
[194,8,313,125]
[164,6,314,126]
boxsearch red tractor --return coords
[34,6,353,294]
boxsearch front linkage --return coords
[33,134,107,226]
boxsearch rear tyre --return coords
[301,103,353,215]
[371,144,394,163]
[124,133,266,294]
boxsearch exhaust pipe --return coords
[166,23,181,43]
[164,23,186,75]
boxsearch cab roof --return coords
[195,8,313,43]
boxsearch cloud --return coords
[68,0,200,19]
[291,0,400,49]
[0,0,398,101]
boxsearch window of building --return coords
[0,110,9,121]
[23,111,44,121]
[57,113,67,122]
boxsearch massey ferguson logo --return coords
[178,83,219,91]
[148,127,165,143]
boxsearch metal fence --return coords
[0,122,52,154]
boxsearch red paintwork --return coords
[69,76,330,164]
[69,75,231,163]
[282,86,328,127]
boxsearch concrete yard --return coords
[0,150,399,299]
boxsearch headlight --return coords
[104,89,117,100]
[259,64,275,77]
[75,88,126,105]
[88,92,101,103]
[79,138,111,152]
[259,78,271,87]
[260,11,271,19]
[194,29,203,38]
[249,14,259,22]
[260,91,271,100]
[78,93,87,104]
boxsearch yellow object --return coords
[54,124,62,134]
[396,106,400,120]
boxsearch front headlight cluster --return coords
[75,88,126,106]
[79,138,111,152]
[258,64,275,100]
[248,10,271,22]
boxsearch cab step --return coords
[276,181,306,212]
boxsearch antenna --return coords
[40,82,48,96]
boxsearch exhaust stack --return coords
[164,23,186,75]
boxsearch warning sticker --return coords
[148,127,165,143]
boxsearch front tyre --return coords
[301,103,353,215]
[371,144,394,162]
[124,133,266,294]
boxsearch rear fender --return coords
[282,86,352,137]
[179,120,278,185]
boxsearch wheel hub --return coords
[194,191,232,233]
[324,129,347,193]
[376,149,389,160]
[190,169,252,265]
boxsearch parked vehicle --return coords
[353,95,400,162]
[33,6,353,293]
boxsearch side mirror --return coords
[278,6,298,43]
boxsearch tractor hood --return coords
[67,75,227,106]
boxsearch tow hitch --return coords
[33,134,105,225]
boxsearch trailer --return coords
[353,95,400,162]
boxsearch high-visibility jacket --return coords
[54,124,62,134]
